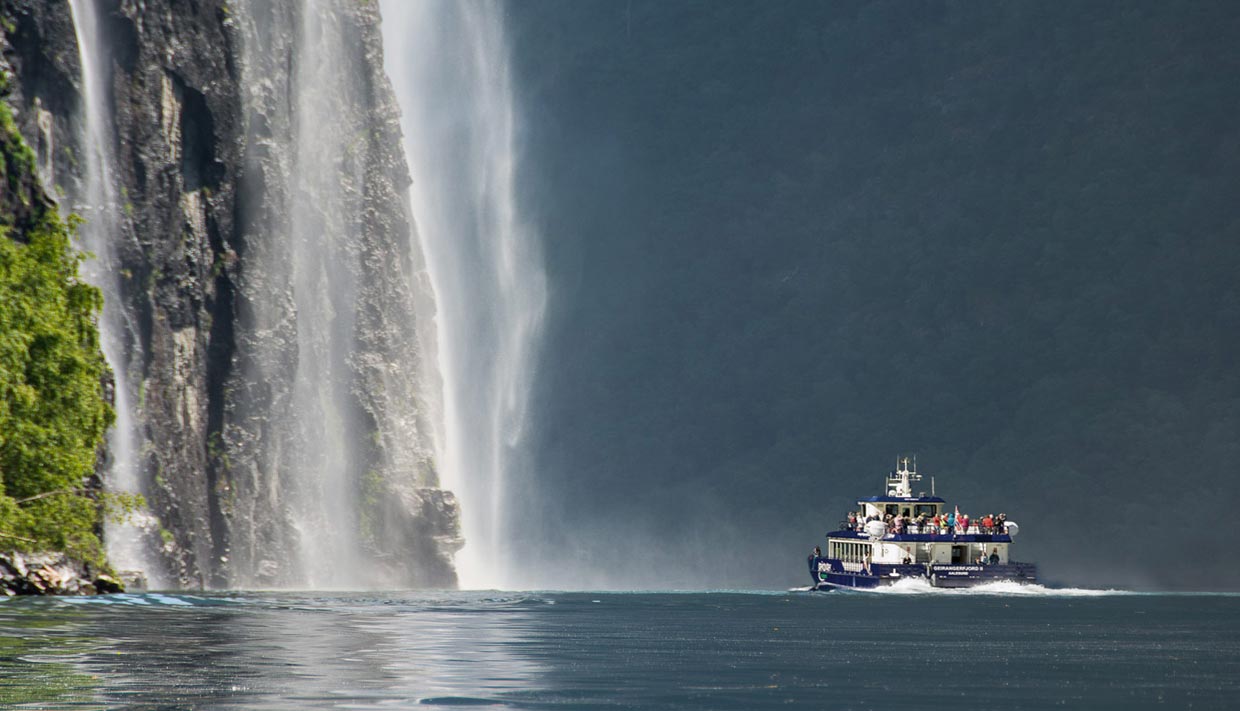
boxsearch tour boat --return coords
[806,457,1037,590]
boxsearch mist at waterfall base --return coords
[481,1,1240,591]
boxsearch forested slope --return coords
[0,91,113,566]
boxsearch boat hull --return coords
[811,562,1038,591]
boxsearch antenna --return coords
[931,476,935,496]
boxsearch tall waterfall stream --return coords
[67,0,162,587]
[381,0,546,589]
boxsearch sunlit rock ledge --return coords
[0,552,127,596]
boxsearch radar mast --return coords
[886,455,921,497]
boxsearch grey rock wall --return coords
[0,0,460,589]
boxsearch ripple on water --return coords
[1,590,1238,710]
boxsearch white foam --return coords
[865,578,1131,597]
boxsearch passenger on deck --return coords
[989,549,1000,565]
[847,512,858,530]
[808,546,823,584]
[959,513,970,533]
[996,513,1007,533]
[982,514,994,533]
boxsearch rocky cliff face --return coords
[1,0,460,589]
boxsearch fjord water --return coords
[2,590,1237,710]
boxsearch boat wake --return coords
[861,578,1131,597]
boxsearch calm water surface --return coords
[1,585,1237,709]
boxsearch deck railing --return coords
[837,522,1010,536]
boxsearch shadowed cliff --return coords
[507,0,1240,590]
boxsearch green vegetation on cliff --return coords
[0,95,115,564]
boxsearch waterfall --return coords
[66,0,161,586]
[58,0,457,589]
[380,0,547,588]
[224,0,453,588]
[283,3,362,587]
[224,0,371,587]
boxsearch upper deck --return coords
[829,527,1013,544]
[836,457,1021,544]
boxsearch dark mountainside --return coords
[1,0,459,589]
[507,1,1240,590]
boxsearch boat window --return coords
[914,504,937,517]
[885,504,899,516]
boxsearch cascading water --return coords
[283,4,364,588]
[226,0,369,587]
[66,0,161,586]
[380,0,547,588]
[225,0,454,588]
[53,0,458,590]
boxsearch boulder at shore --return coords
[0,552,125,596]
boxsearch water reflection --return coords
[0,593,549,709]
[2,591,1239,710]
[0,601,103,708]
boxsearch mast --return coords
[886,455,921,497]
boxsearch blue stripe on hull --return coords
[810,561,1038,590]
[823,571,883,589]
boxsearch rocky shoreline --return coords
[0,552,128,596]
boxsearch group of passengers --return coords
[844,510,1008,535]
[976,549,1002,565]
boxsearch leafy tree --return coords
[0,96,119,565]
